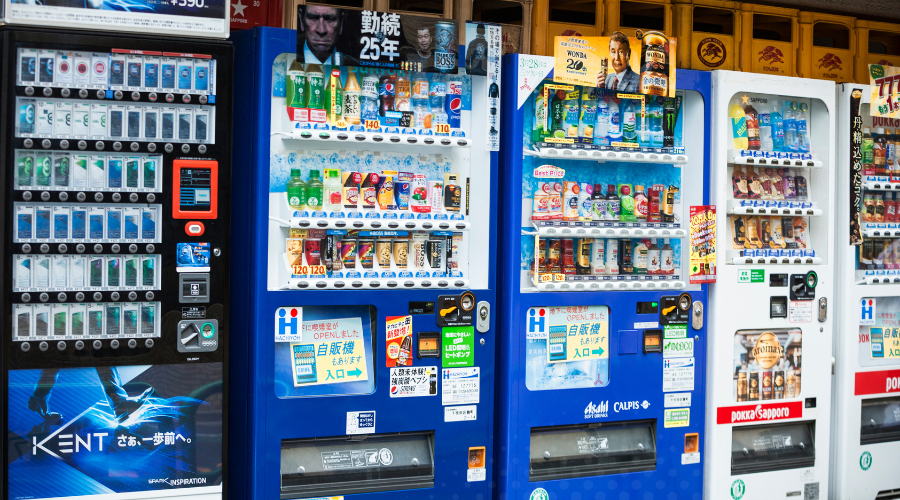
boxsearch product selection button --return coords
[185,221,205,236]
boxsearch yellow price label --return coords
[553,273,566,282]
[292,265,309,276]
[310,265,326,275]
[364,119,381,131]
[538,273,553,283]
[435,123,450,134]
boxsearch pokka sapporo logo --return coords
[751,331,784,369]
[818,53,843,71]
[697,37,726,68]
[758,46,785,64]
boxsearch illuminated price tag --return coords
[364,119,381,131]
[310,265,326,275]
[435,123,450,134]
[292,265,309,276]
[553,273,566,282]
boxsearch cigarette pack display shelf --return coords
[862,179,900,191]
[528,146,687,164]
[727,149,823,168]
[727,250,822,265]
[286,277,470,290]
[727,199,822,216]
[277,130,471,148]
[277,215,471,232]
[531,276,685,292]
[531,220,686,238]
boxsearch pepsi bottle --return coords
[378,74,395,117]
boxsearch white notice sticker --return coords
[346,411,375,435]
[681,452,700,465]
[663,358,695,392]
[445,405,478,422]
[789,301,813,323]
[442,367,480,405]
[634,322,659,329]
[390,367,438,397]
[467,468,487,482]
[664,392,692,408]
[663,338,694,358]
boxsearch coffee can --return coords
[376,240,392,268]
[427,239,443,269]
[392,239,408,269]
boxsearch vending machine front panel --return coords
[1,28,232,500]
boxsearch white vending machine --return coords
[705,71,836,500]
[832,82,900,500]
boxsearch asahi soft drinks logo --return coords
[584,400,608,419]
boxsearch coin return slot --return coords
[280,431,435,498]
[529,420,657,481]
[731,421,816,475]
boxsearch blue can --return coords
[433,21,457,73]
[444,81,462,129]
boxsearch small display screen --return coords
[179,167,212,212]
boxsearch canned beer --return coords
[639,31,669,96]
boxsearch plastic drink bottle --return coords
[744,104,760,150]
[306,169,324,211]
[395,73,412,111]
[729,103,748,150]
[287,168,307,210]
[323,168,342,211]
[595,97,610,142]
[784,101,798,152]
[622,99,637,143]
[607,98,622,141]
[649,101,664,148]
[759,111,773,151]
[797,102,810,153]
[305,64,324,110]
[343,67,361,125]
[770,100,784,151]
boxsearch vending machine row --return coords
[832,82,900,499]
[497,56,711,500]
[2,28,232,500]
[708,71,836,500]
[229,27,499,500]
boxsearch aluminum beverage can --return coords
[433,22,457,72]
[445,81,462,129]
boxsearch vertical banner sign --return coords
[465,21,502,151]
[689,205,716,284]
[870,65,900,118]
[296,6,459,73]
[851,89,863,245]
[552,32,677,98]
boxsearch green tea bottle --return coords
[287,168,307,210]
[307,169,324,211]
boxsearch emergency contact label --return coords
[442,367,480,405]
[663,358,695,392]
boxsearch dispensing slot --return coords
[861,396,900,445]
[529,420,657,481]
[731,421,815,475]
[280,431,434,499]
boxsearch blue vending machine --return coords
[230,26,501,500]
[497,55,712,500]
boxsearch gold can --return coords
[392,240,408,269]
[737,372,748,402]
[376,240,392,268]
[639,31,669,96]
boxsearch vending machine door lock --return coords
[476,301,490,333]
[818,297,827,322]
[692,301,704,330]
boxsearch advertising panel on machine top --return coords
[2,0,228,38]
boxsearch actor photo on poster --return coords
[596,31,639,93]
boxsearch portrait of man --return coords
[404,25,435,72]
[597,31,638,93]
[298,5,356,66]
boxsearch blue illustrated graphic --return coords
[7,364,223,499]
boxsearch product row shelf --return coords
[863,223,900,238]
[285,277,469,290]
[276,129,471,148]
[529,221,686,238]
[528,146,687,164]
[727,199,821,216]
[728,149,823,168]
[528,275,685,292]
[863,178,900,191]
[861,273,900,285]
[279,214,470,232]
[728,250,822,265]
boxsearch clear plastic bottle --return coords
[622,99,637,143]
[306,169,324,211]
[796,102,810,153]
[759,110,773,151]
[784,101,798,152]
[342,67,362,125]
[595,97,610,142]
[414,99,432,129]
[605,238,619,274]
[287,168,307,210]
[770,100,785,151]
[395,72,412,112]
[578,183,594,219]
[323,168,343,212]
[607,98,622,141]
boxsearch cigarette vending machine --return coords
[2,28,232,500]
[229,27,499,500]
[705,71,835,500]
[497,56,711,500]
[832,83,900,499]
